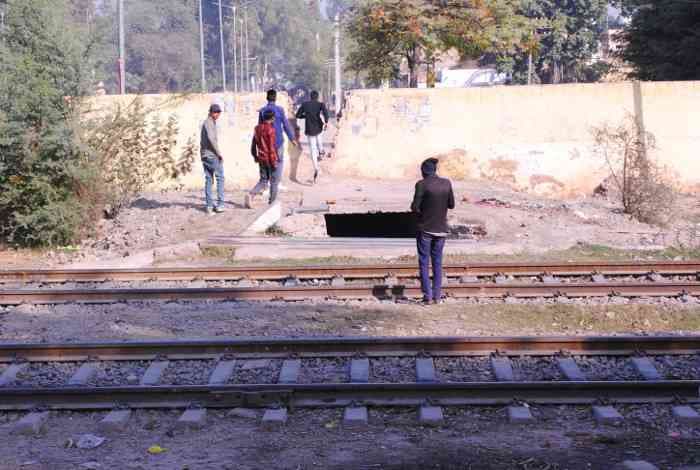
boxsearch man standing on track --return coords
[258,89,297,191]
[295,90,329,184]
[411,158,455,305]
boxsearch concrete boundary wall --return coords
[331,81,700,197]
[87,92,293,190]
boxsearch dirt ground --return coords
[1,406,700,470]
[3,165,700,267]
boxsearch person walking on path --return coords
[295,90,329,184]
[411,158,455,305]
[200,104,225,215]
[258,89,297,190]
[245,110,279,207]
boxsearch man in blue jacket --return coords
[258,89,297,191]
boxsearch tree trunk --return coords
[407,46,419,88]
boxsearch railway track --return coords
[1,336,700,415]
[3,260,700,283]
[2,261,700,304]
[1,281,699,304]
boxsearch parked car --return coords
[436,68,509,88]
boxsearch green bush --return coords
[0,0,94,246]
[0,0,196,247]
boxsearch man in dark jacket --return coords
[200,104,225,215]
[411,158,455,304]
[295,90,329,184]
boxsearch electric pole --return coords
[117,0,126,94]
[244,6,249,92]
[232,5,237,93]
[218,0,227,91]
[334,13,342,114]
[240,17,244,92]
[198,0,206,92]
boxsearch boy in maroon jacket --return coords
[245,110,279,207]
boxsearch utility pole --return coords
[334,13,342,114]
[198,0,206,92]
[240,17,244,93]
[244,6,249,92]
[218,0,227,91]
[117,0,126,94]
[232,5,237,93]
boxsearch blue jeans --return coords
[416,231,446,301]
[202,156,224,209]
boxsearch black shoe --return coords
[313,170,318,184]
[421,298,432,306]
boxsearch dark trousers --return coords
[416,231,446,301]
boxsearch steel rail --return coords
[2,261,700,283]
[1,336,700,362]
[0,381,698,411]
[1,281,700,305]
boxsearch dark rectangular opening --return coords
[324,212,417,238]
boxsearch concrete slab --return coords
[593,406,624,425]
[672,405,700,424]
[279,360,301,384]
[418,406,444,426]
[416,358,436,383]
[241,359,270,370]
[459,276,479,284]
[631,357,662,380]
[140,361,169,386]
[68,363,98,386]
[508,406,534,424]
[350,359,369,383]
[208,360,236,385]
[12,412,50,436]
[557,358,587,381]
[491,357,514,381]
[331,276,346,287]
[262,408,288,430]
[343,407,368,429]
[0,363,27,386]
[229,408,259,420]
[242,201,282,235]
[177,408,207,430]
[615,461,658,470]
[98,410,132,433]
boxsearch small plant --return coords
[264,224,291,237]
[591,114,676,226]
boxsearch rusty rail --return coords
[1,335,700,362]
[2,261,700,283]
[1,381,698,411]
[0,281,699,305]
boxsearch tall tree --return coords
[0,0,94,245]
[499,0,609,84]
[616,0,700,81]
[345,0,531,88]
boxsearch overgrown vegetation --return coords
[614,0,700,81]
[0,0,196,247]
[591,115,676,226]
[84,98,196,219]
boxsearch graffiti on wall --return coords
[391,96,432,133]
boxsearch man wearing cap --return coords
[411,158,455,305]
[200,104,225,215]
